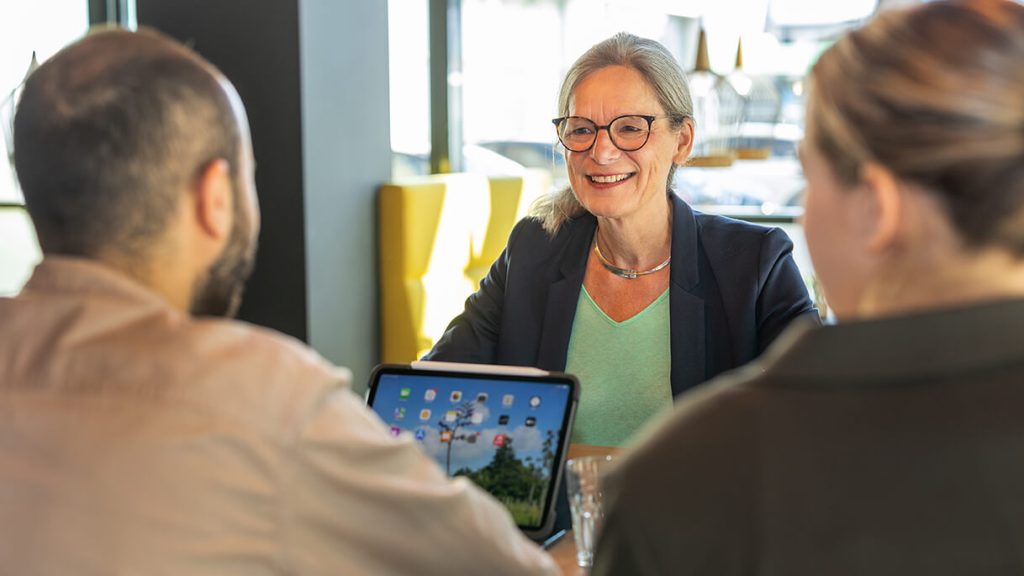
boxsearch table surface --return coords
[548,444,621,575]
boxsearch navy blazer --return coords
[425,193,818,398]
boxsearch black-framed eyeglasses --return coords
[552,114,670,153]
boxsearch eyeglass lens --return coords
[556,116,652,152]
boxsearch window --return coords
[453,0,831,214]
[388,0,433,178]
[0,0,88,295]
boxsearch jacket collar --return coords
[762,299,1024,386]
[669,193,700,290]
[665,193,706,396]
[23,256,178,314]
[536,217,594,370]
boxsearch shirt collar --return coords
[22,256,181,316]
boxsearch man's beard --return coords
[190,185,257,318]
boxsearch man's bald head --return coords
[14,27,244,262]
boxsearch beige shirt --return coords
[0,257,558,576]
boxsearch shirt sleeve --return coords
[280,385,559,576]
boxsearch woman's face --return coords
[565,65,692,224]
[799,136,870,320]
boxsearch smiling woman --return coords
[425,32,818,450]
[594,2,1024,573]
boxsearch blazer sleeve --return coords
[756,227,819,353]
[422,220,524,363]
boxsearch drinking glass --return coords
[565,454,615,568]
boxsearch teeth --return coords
[590,174,630,183]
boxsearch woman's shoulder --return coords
[690,210,793,253]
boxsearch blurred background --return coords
[1,0,937,386]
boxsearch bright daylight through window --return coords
[0,0,87,296]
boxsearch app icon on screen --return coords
[393,407,406,420]
[424,388,437,402]
[476,392,488,404]
[414,429,426,441]
[525,416,536,427]
[502,394,514,407]
[498,415,510,426]
[471,412,484,425]
[493,433,508,447]
[399,388,411,400]
[445,410,457,422]
[529,395,541,408]
[389,426,401,437]
[419,409,431,421]
[440,430,453,443]
[450,390,463,403]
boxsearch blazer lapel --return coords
[669,194,706,398]
[536,218,595,371]
[670,286,706,397]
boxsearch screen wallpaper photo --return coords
[371,373,572,527]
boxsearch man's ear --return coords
[859,162,902,254]
[672,117,695,165]
[194,159,232,241]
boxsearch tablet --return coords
[367,361,579,541]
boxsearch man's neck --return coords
[96,248,194,314]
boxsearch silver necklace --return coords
[592,234,671,280]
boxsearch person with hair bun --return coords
[595,1,1024,573]
[426,32,816,448]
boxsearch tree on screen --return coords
[437,400,476,475]
[526,429,556,503]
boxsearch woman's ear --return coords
[193,159,233,242]
[859,162,903,254]
[672,117,695,165]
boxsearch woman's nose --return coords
[589,128,620,164]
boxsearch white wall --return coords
[300,1,392,393]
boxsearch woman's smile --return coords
[587,172,636,186]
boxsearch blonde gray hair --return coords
[530,32,693,234]
[808,0,1024,254]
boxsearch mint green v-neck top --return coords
[565,287,672,447]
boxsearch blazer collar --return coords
[665,194,706,396]
[536,216,594,370]
[669,192,700,290]
[557,216,596,281]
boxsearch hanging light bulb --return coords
[725,38,780,160]
[687,28,742,167]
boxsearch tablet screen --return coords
[367,365,577,534]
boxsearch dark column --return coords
[137,1,392,390]
[137,0,309,342]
